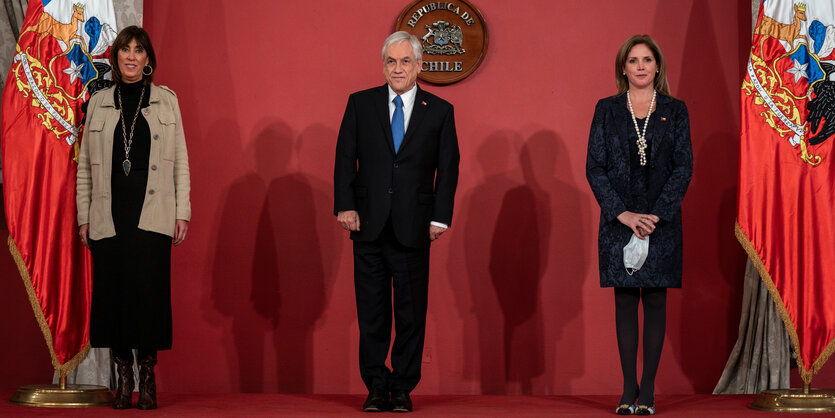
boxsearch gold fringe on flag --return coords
[735,221,835,384]
[7,235,89,377]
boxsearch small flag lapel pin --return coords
[421,101,427,106]
[660,117,667,121]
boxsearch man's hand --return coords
[337,210,361,232]
[429,224,447,241]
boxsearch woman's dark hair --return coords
[109,25,156,84]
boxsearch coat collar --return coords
[401,86,429,153]
[648,94,673,161]
[612,93,630,159]
[374,84,395,154]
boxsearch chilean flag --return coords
[737,0,835,384]
[1,0,116,376]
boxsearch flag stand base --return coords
[9,376,113,408]
[750,383,835,413]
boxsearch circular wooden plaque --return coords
[395,0,488,85]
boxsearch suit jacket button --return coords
[153,134,159,140]
[393,163,399,168]
[387,188,393,194]
[151,164,157,170]
[149,189,155,195]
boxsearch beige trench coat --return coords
[76,84,191,240]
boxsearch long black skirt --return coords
[89,167,173,350]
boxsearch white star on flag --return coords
[786,59,809,84]
[62,60,84,84]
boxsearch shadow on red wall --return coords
[446,130,589,394]
[201,120,343,393]
[10,0,835,395]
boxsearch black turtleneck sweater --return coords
[112,80,151,174]
[111,80,151,232]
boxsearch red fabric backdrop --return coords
[5,0,834,394]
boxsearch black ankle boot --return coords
[136,352,158,410]
[112,350,134,409]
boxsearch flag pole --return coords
[749,375,835,413]
[9,382,113,407]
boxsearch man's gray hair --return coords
[381,31,422,62]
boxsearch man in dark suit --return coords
[334,31,459,412]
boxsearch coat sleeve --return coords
[650,101,693,221]
[586,99,627,222]
[170,93,192,221]
[76,94,97,226]
[334,94,358,215]
[431,104,460,226]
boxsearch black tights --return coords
[615,287,666,406]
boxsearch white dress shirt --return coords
[387,83,448,230]
[388,84,417,132]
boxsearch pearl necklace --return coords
[627,89,656,166]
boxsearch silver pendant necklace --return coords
[627,89,656,166]
[117,83,146,176]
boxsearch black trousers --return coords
[353,218,430,393]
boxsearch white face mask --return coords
[623,234,649,275]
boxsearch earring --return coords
[143,65,153,76]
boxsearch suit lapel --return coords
[375,84,396,155]
[399,87,429,154]
[649,95,672,163]
[613,93,631,166]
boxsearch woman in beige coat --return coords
[76,25,190,410]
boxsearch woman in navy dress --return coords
[586,35,692,415]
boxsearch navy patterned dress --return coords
[585,93,693,288]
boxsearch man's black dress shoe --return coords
[362,388,389,412]
[390,390,413,412]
